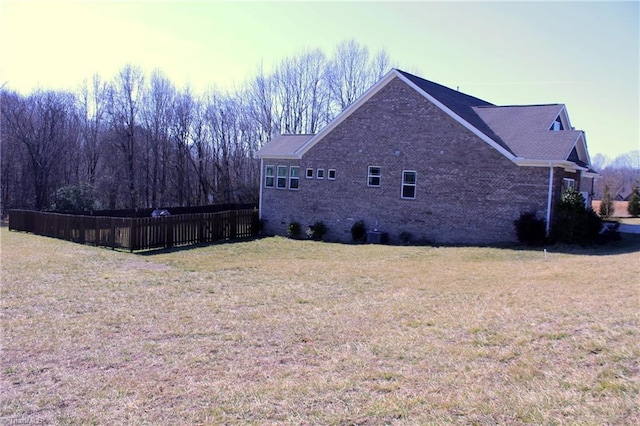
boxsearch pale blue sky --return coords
[1,1,638,158]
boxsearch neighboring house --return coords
[256,69,597,244]
[615,191,631,201]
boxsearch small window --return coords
[289,166,299,190]
[277,166,287,189]
[328,169,336,180]
[265,165,275,188]
[562,178,575,191]
[368,166,381,187]
[401,170,417,199]
[317,169,325,179]
[550,116,564,131]
[306,168,314,179]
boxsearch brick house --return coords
[256,69,597,244]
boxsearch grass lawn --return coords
[1,228,638,424]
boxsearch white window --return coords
[401,170,417,199]
[306,168,314,179]
[368,166,381,187]
[328,169,336,180]
[562,178,575,191]
[277,166,287,189]
[316,168,325,179]
[289,166,299,190]
[551,116,564,131]
[265,165,275,188]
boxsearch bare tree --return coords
[326,40,390,113]
[593,150,640,199]
[1,90,77,209]
[1,90,25,212]
[140,70,175,207]
[107,64,145,208]
[273,49,329,134]
[1,40,395,211]
[188,95,213,205]
[171,88,196,206]
[78,74,108,187]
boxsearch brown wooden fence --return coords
[8,209,260,251]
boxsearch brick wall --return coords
[261,77,555,244]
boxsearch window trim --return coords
[305,168,314,179]
[328,169,336,180]
[289,166,300,190]
[276,165,288,189]
[265,165,275,188]
[368,166,381,187]
[316,168,325,180]
[401,170,417,200]
[562,177,575,190]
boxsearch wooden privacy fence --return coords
[9,209,260,251]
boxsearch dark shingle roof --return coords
[398,70,587,164]
[396,70,516,156]
[473,105,580,161]
[258,69,587,165]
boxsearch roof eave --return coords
[256,153,301,160]
[514,158,588,172]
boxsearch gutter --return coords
[545,163,554,236]
[514,158,588,172]
[258,158,264,220]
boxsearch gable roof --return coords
[395,70,515,157]
[473,104,583,161]
[257,134,314,159]
[257,69,591,170]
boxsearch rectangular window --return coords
[306,168,314,179]
[328,169,336,180]
[368,166,381,187]
[277,165,287,189]
[265,165,275,188]
[289,166,299,190]
[562,178,575,191]
[402,170,417,199]
[317,168,325,179]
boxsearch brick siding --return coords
[261,78,559,244]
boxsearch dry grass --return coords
[1,229,639,425]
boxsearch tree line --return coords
[1,40,389,214]
[591,151,640,200]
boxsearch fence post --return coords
[129,217,136,252]
[110,218,116,250]
[230,210,237,240]
[79,216,86,244]
[166,216,174,249]
[95,217,100,246]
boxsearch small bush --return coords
[399,231,413,245]
[599,184,615,218]
[287,221,302,239]
[50,183,100,212]
[514,211,546,246]
[552,187,602,245]
[306,221,327,241]
[351,220,367,243]
[628,185,640,217]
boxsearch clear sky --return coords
[1,0,638,159]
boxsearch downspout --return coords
[545,163,554,236]
[258,158,264,220]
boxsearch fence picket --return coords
[8,208,259,251]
